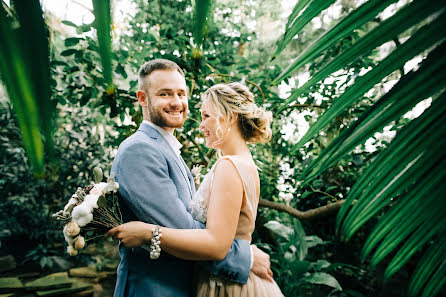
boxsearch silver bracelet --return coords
[149,226,162,259]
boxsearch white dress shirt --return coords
[143,121,191,190]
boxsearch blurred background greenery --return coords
[0,0,444,296]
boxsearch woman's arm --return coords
[106,159,244,261]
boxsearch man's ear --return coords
[137,90,148,107]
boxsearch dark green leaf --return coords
[273,0,337,59]
[281,0,443,105]
[61,20,77,27]
[264,220,293,240]
[64,37,82,47]
[60,49,78,56]
[293,17,446,150]
[92,0,114,93]
[299,272,342,290]
[273,0,398,83]
[192,0,212,48]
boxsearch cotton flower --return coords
[74,236,85,249]
[89,182,108,195]
[74,212,93,227]
[71,204,94,227]
[83,194,100,209]
[63,196,78,213]
[67,245,78,256]
[63,225,75,244]
[53,170,125,257]
[191,165,203,184]
[65,221,80,237]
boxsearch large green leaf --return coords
[283,0,312,33]
[191,0,212,49]
[420,255,446,297]
[92,0,114,93]
[264,220,294,240]
[273,1,446,295]
[280,0,444,108]
[0,0,53,175]
[292,15,446,150]
[273,0,397,84]
[361,164,445,261]
[299,41,446,180]
[408,236,446,297]
[273,0,336,59]
[299,272,342,291]
[337,92,446,238]
[333,94,446,290]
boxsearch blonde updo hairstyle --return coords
[201,82,272,144]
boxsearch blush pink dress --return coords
[189,155,284,297]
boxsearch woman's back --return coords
[190,155,260,242]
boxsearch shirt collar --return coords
[143,120,182,156]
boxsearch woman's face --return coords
[199,103,227,149]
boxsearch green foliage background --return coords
[1,0,444,296]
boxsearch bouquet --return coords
[52,167,123,256]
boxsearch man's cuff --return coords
[249,245,254,270]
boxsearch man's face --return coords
[143,70,188,133]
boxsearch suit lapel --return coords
[138,123,193,200]
[180,156,195,197]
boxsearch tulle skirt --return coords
[195,269,284,297]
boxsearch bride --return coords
[107,82,284,296]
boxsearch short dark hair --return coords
[138,59,185,91]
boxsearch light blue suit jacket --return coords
[111,123,251,297]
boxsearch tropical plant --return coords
[272,0,446,296]
[0,0,114,176]
[262,220,342,296]
[0,0,54,176]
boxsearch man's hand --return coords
[105,221,153,248]
[250,244,273,282]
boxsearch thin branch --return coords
[71,0,93,14]
[188,137,208,166]
[190,79,195,96]
[282,104,325,111]
[204,64,266,102]
[258,199,346,220]
[310,186,339,201]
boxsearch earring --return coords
[228,126,231,132]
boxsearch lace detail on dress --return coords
[189,157,240,288]
[190,170,213,224]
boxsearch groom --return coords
[111,59,271,297]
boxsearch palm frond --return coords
[192,0,212,49]
[292,14,446,150]
[273,0,336,60]
[336,92,446,236]
[408,236,446,297]
[279,0,444,109]
[273,0,398,85]
[299,41,446,180]
[92,0,114,93]
[274,1,446,295]
[0,0,53,175]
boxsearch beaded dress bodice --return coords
[189,166,214,224]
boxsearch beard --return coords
[147,103,187,129]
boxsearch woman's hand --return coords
[105,221,153,248]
